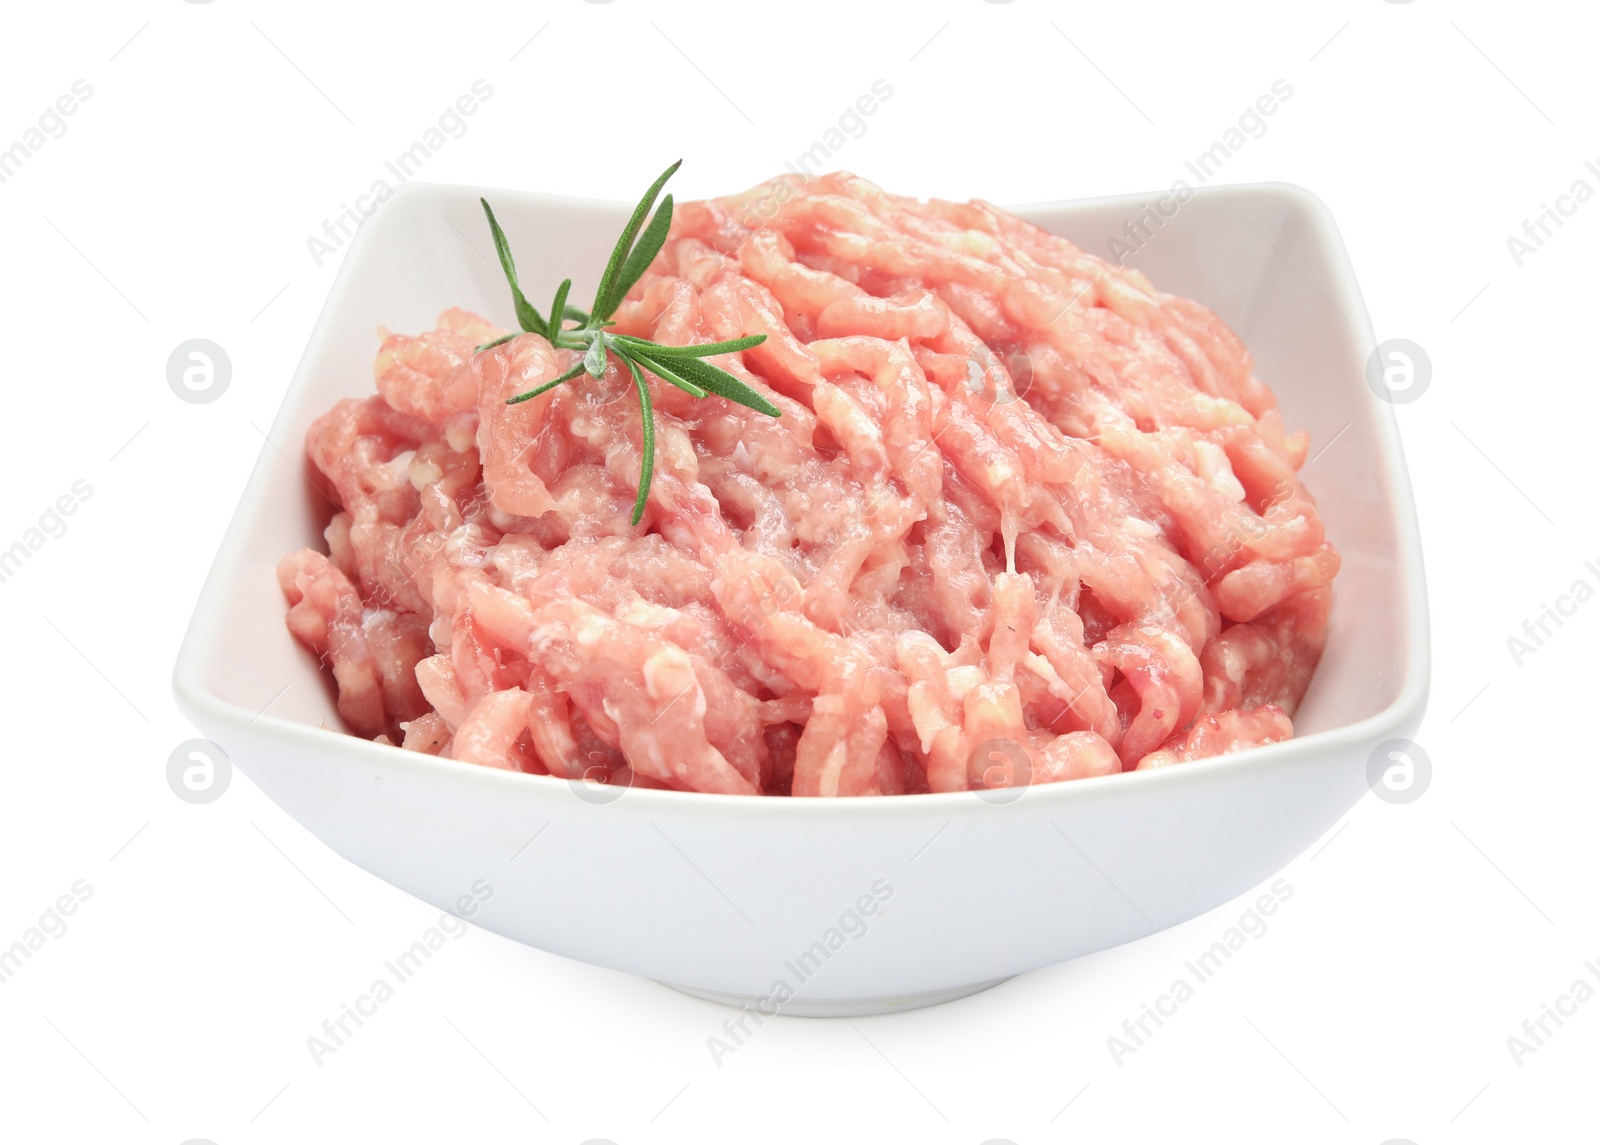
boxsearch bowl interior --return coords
[183,181,1418,756]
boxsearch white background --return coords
[1,1,1596,1142]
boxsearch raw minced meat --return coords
[278,172,1337,797]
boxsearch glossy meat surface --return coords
[279,174,1337,795]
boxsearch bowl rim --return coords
[172,177,1431,820]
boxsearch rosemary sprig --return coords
[477,161,780,525]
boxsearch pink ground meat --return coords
[278,173,1337,796]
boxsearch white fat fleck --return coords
[445,422,476,453]
[1121,515,1162,539]
[660,424,698,480]
[810,693,845,718]
[906,685,948,756]
[818,740,847,798]
[944,665,985,701]
[620,599,677,629]
[643,647,705,719]
[730,441,754,471]
[528,621,564,652]
[942,229,997,258]
[1192,393,1252,425]
[383,451,416,487]
[1021,652,1074,702]
[573,618,605,648]
[572,415,610,448]
[1193,441,1247,502]
[409,456,444,492]
[895,629,944,658]
[445,528,493,569]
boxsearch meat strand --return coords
[278,174,1338,794]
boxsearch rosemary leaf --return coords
[583,333,608,378]
[626,348,707,399]
[506,360,586,405]
[624,354,655,526]
[479,163,780,517]
[607,193,673,317]
[628,348,781,417]
[479,198,548,337]
[592,160,682,321]
[612,333,766,359]
[548,278,572,344]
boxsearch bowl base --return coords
[657,977,1011,1017]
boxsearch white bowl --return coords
[174,180,1429,1015]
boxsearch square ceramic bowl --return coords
[174,180,1429,1016]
